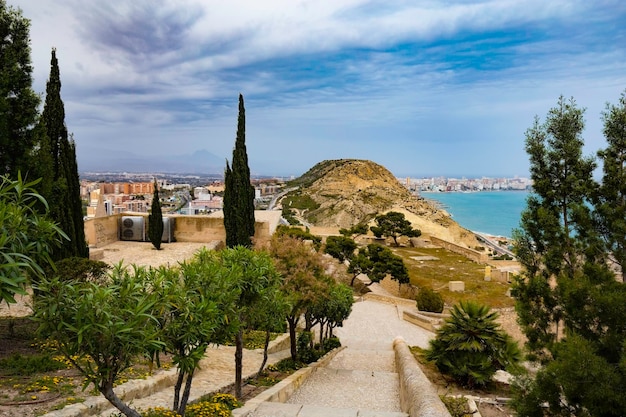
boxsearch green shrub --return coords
[45,257,110,284]
[425,301,522,388]
[323,336,341,351]
[296,331,321,363]
[416,286,444,313]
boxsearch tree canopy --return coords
[511,94,626,416]
[370,211,421,246]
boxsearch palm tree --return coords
[425,300,521,387]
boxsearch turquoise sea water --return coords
[421,191,529,238]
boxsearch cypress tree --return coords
[40,48,88,259]
[223,94,255,248]
[0,1,40,177]
[148,180,163,250]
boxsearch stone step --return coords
[327,349,395,372]
[250,402,408,417]
[287,368,402,412]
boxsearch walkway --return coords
[43,293,436,417]
[246,299,434,417]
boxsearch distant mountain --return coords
[78,149,225,174]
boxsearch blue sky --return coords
[11,0,626,177]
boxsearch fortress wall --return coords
[85,211,277,249]
[430,236,488,263]
[85,214,121,248]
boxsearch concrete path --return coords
[248,299,434,417]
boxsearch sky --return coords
[10,0,626,178]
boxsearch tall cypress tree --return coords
[40,48,88,259]
[223,94,255,248]
[0,1,40,177]
[148,180,163,250]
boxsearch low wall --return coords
[232,346,346,416]
[402,311,440,332]
[84,211,278,249]
[393,337,452,417]
[430,236,488,263]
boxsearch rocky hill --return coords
[283,159,479,247]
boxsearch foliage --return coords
[33,264,164,417]
[223,94,255,248]
[425,301,521,388]
[39,49,88,260]
[512,334,626,416]
[0,1,40,177]
[269,235,332,360]
[275,225,322,249]
[151,249,240,413]
[339,223,368,237]
[0,352,67,375]
[281,191,320,211]
[148,179,164,250]
[511,94,626,416]
[370,211,421,246]
[324,235,357,263]
[308,282,353,345]
[367,243,410,287]
[44,256,109,284]
[296,331,320,363]
[416,286,444,313]
[0,173,68,306]
[596,89,626,283]
[322,336,341,351]
[219,246,283,399]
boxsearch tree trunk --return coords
[257,329,271,378]
[173,369,185,411]
[235,329,244,399]
[101,384,141,417]
[287,316,298,360]
[177,371,194,416]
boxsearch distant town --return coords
[80,171,531,219]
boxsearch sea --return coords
[420,190,529,238]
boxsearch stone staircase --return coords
[249,348,408,417]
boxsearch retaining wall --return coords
[393,337,452,417]
[430,236,488,263]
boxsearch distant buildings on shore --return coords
[402,176,532,193]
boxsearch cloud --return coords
[9,0,626,176]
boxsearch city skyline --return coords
[12,0,626,178]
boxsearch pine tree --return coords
[223,94,255,248]
[596,90,626,282]
[512,96,600,355]
[39,48,88,259]
[0,1,40,177]
[148,180,163,250]
[511,96,626,416]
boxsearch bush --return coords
[416,286,444,313]
[425,301,521,388]
[323,336,341,351]
[44,257,110,284]
[296,331,321,363]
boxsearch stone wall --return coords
[430,236,488,263]
[394,337,452,417]
[84,211,280,249]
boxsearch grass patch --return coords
[392,247,514,308]
[0,353,68,376]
